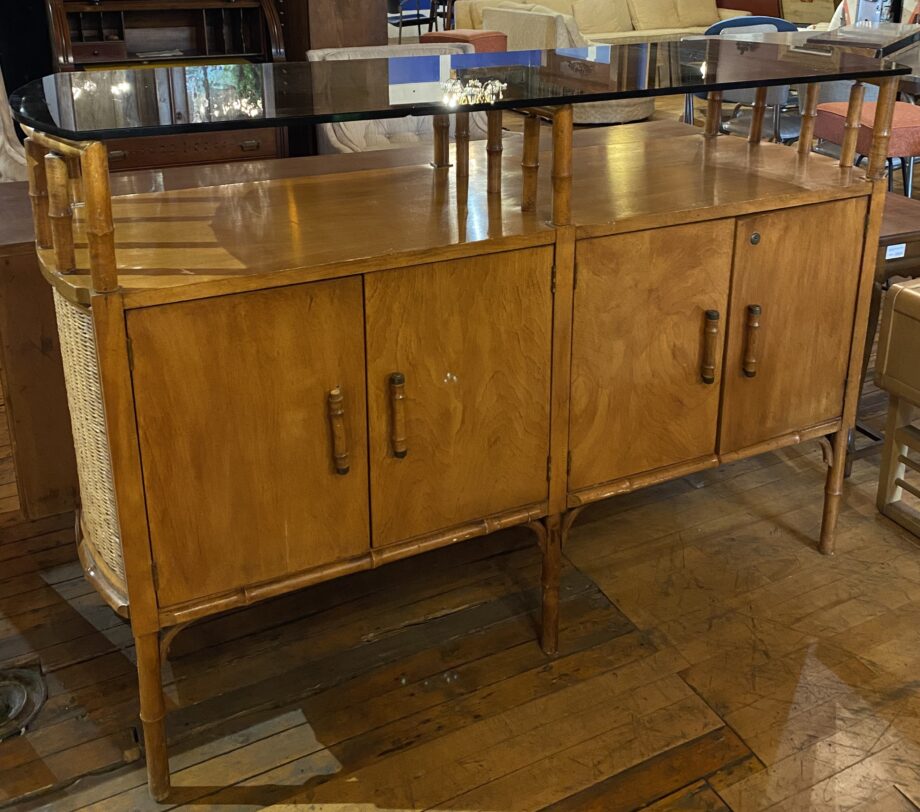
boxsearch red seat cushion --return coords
[419,29,508,52]
[814,101,920,158]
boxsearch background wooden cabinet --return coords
[365,249,555,547]
[129,279,370,607]
[569,221,733,490]
[720,199,868,453]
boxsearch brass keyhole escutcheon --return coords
[750,232,761,245]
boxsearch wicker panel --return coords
[53,290,126,586]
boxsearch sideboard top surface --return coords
[46,123,874,307]
[10,42,909,140]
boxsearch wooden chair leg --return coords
[819,426,852,555]
[135,632,170,801]
[878,395,914,511]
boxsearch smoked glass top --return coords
[10,39,909,141]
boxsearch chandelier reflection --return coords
[442,78,508,107]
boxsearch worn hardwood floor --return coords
[0,368,918,810]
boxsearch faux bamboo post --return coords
[819,426,850,555]
[432,114,450,168]
[45,152,76,274]
[797,82,819,158]
[551,104,573,227]
[486,109,503,195]
[866,77,899,181]
[704,91,723,138]
[455,111,469,178]
[135,632,170,801]
[24,137,52,249]
[840,81,865,169]
[79,141,118,293]
[540,515,563,655]
[521,113,541,212]
[66,154,84,203]
[748,87,768,144]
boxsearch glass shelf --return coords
[10,40,910,141]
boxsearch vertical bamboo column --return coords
[486,109,503,195]
[551,104,573,227]
[80,141,118,293]
[432,114,450,168]
[455,111,469,178]
[540,515,563,655]
[135,632,170,801]
[797,83,819,158]
[866,77,899,181]
[45,152,76,273]
[521,113,540,213]
[704,91,723,138]
[748,87,767,144]
[840,81,866,169]
[24,137,52,249]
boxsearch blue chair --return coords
[684,16,801,142]
[387,0,438,43]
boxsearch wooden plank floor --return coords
[1,384,919,810]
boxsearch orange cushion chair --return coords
[815,101,920,195]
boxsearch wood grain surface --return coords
[128,278,370,607]
[719,198,867,453]
[569,220,733,490]
[365,248,554,547]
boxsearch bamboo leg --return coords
[486,109,503,194]
[840,81,866,169]
[748,87,767,144]
[819,426,851,555]
[79,142,118,293]
[135,632,170,801]
[45,152,76,273]
[540,515,563,655]
[867,77,899,181]
[704,91,723,138]
[455,111,469,178]
[24,137,52,249]
[521,113,540,212]
[551,104,573,227]
[798,82,819,157]
[432,114,450,168]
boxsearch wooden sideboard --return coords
[20,104,889,798]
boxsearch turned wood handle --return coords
[701,309,720,385]
[327,387,350,475]
[389,372,408,458]
[742,305,762,379]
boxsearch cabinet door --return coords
[720,198,868,453]
[569,221,733,491]
[128,279,369,607]
[365,248,554,547]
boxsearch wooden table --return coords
[8,45,908,799]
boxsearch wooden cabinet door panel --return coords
[569,220,733,491]
[366,248,554,547]
[720,198,868,453]
[128,279,369,607]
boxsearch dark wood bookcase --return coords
[44,0,289,168]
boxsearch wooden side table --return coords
[876,278,920,536]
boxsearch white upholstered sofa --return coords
[456,0,751,42]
